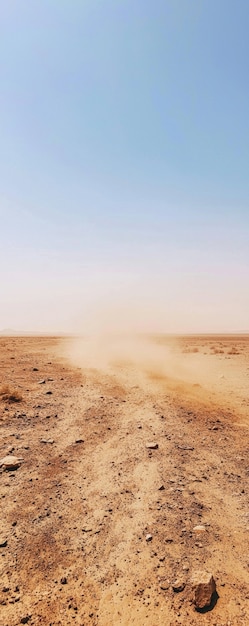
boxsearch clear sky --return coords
[0,0,248,333]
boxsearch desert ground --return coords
[0,334,248,626]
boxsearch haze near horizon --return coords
[1,1,248,334]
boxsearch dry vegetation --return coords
[0,383,23,402]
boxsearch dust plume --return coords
[61,332,209,389]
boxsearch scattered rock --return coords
[60,577,67,585]
[32,367,39,372]
[0,456,22,471]
[20,617,31,624]
[158,485,165,490]
[40,438,54,444]
[0,539,7,547]
[191,570,216,609]
[145,534,153,542]
[159,578,169,590]
[172,579,185,592]
[145,443,158,450]
[75,439,84,444]
[38,380,46,384]
[45,391,53,395]
[193,525,206,533]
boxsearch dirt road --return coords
[0,336,248,625]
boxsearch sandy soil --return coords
[0,335,248,626]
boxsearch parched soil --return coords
[0,335,248,626]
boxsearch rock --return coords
[32,367,39,371]
[159,580,169,590]
[193,525,206,533]
[60,577,67,585]
[158,485,165,490]
[45,391,53,395]
[172,579,185,592]
[20,617,31,624]
[0,539,7,547]
[146,534,153,542]
[38,380,46,384]
[0,456,21,471]
[75,439,84,444]
[145,443,158,450]
[191,570,216,609]
[40,438,54,444]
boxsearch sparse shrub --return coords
[0,384,23,402]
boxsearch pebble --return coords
[193,525,206,533]
[60,577,67,584]
[0,456,22,471]
[145,443,158,450]
[40,439,54,444]
[146,534,153,542]
[172,579,185,592]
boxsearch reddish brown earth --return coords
[0,335,248,626]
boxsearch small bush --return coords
[0,384,23,402]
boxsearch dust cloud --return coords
[59,330,249,426]
[61,332,209,389]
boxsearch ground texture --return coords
[0,335,248,626]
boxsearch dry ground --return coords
[0,334,248,626]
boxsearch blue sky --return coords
[0,0,248,332]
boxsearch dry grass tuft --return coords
[0,384,23,402]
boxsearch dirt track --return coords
[0,336,248,625]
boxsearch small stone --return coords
[0,456,21,471]
[32,367,39,371]
[145,443,158,450]
[191,570,216,609]
[38,380,46,384]
[158,485,165,491]
[60,577,67,585]
[40,439,54,444]
[146,534,153,542]
[45,390,52,395]
[75,439,84,444]
[193,525,206,533]
[0,539,7,547]
[172,579,185,592]
[20,617,31,624]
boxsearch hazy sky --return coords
[0,1,248,333]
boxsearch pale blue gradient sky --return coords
[0,1,248,332]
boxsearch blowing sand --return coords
[0,334,248,625]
